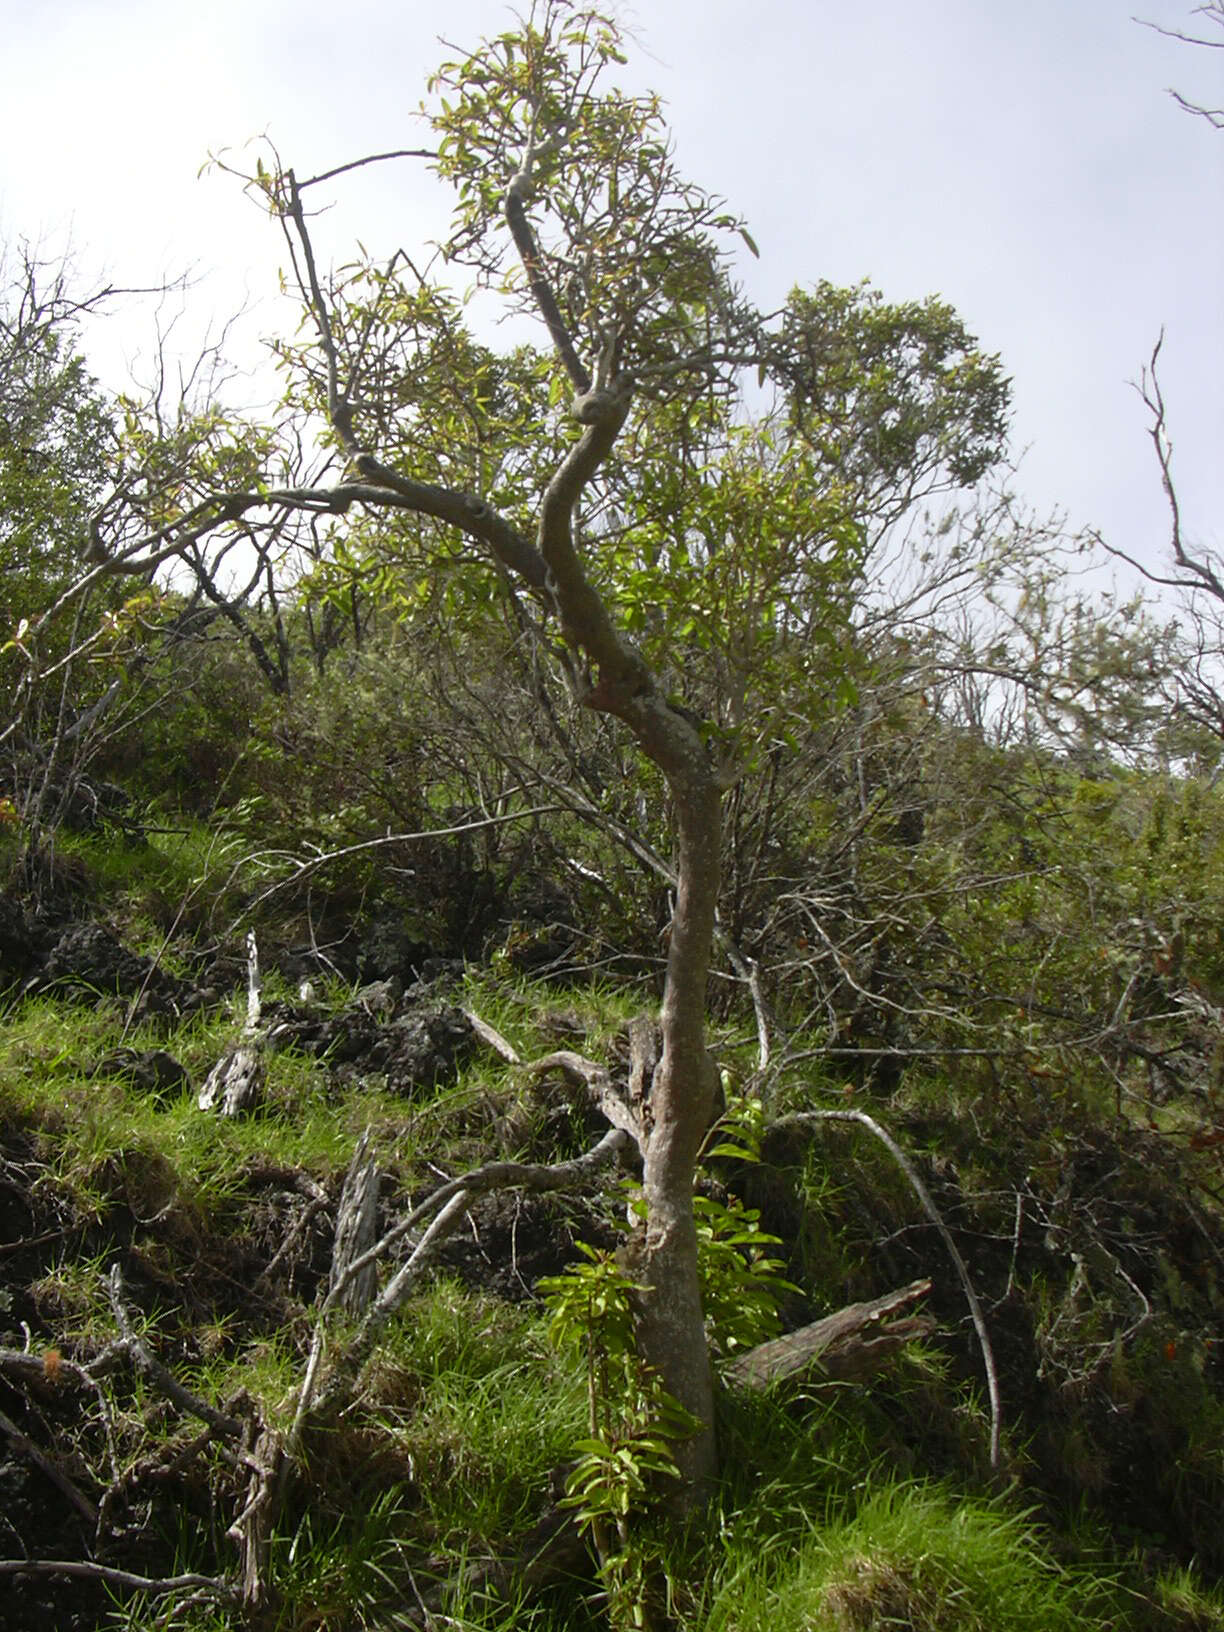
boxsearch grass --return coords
[693,1481,1117,1632]
[0,995,439,1224]
[369,1279,586,1540]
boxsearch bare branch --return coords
[226,802,564,928]
[775,1109,1003,1469]
[1136,5,1224,124]
[527,1049,645,1146]
[1135,4,1224,49]
[294,1128,631,1431]
[1096,334,1224,613]
[297,148,438,190]
[105,1265,244,1440]
[0,1403,99,1527]
[324,1126,631,1319]
[0,1559,237,1602]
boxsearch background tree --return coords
[1095,6,1224,758]
[0,250,115,670]
[0,251,141,868]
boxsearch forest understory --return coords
[1,774,1222,1630]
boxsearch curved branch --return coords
[351,456,551,591]
[537,396,650,697]
[775,1108,1003,1470]
[505,176,592,394]
[297,149,438,190]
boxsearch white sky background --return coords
[0,0,1220,577]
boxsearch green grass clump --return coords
[698,1481,1115,1632]
[1142,1566,1224,1631]
[372,1279,586,1541]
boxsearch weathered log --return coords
[199,932,265,1116]
[197,1041,264,1115]
[722,1278,934,1391]
[329,1130,380,1317]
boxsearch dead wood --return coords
[198,930,265,1115]
[722,1278,935,1390]
[197,1040,264,1114]
[329,1129,380,1317]
[0,1558,238,1605]
[527,1048,644,1148]
[105,1265,244,1439]
[307,1127,633,1423]
[226,1419,287,1608]
[464,1006,522,1064]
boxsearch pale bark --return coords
[635,778,722,1494]
[723,1279,934,1390]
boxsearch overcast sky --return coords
[1,0,1220,576]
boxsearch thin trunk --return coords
[636,774,722,1499]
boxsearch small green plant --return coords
[694,1194,794,1360]
[540,1097,796,1627]
[697,1095,798,1358]
[541,1241,696,1628]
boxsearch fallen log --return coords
[722,1278,935,1391]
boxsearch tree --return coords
[0,250,114,671]
[0,250,142,866]
[41,0,1009,1499]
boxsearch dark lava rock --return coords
[93,1047,193,1102]
[0,1455,105,1631]
[0,896,51,991]
[353,916,437,985]
[433,1189,617,1301]
[381,1004,476,1095]
[26,921,206,1017]
[267,997,476,1096]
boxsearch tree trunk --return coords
[635,774,722,1500]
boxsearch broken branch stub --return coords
[723,1278,935,1390]
[199,932,266,1115]
[329,1131,380,1318]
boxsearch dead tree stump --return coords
[329,1131,380,1318]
